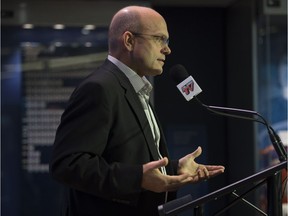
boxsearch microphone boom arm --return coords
[194,96,287,162]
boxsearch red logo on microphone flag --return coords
[176,76,202,101]
[181,80,194,95]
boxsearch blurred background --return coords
[1,0,287,215]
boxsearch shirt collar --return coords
[108,55,152,95]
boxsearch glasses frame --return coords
[130,31,169,47]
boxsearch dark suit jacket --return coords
[50,59,177,216]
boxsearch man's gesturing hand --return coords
[141,147,225,193]
[178,146,225,183]
[141,158,193,193]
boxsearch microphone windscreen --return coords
[169,64,190,84]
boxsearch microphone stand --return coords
[158,96,287,216]
[194,96,287,162]
[192,96,287,215]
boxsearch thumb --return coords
[154,157,169,168]
[191,146,202,159]
[143,157,168,172]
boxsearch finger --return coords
[208,169,225,177]
[144,158,168,172]
[197,169,207,179]
[158,157,169,167]
[166,173,192,184]
[165,174,194,191]
[203,167,210,177]
[205,165,225,171]
[207,167,225,175]
[196,165,209,176]
[191,146,202,159]
[203,166,225,177]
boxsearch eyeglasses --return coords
[130,32,169,47]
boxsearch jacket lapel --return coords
[103,60,161,161]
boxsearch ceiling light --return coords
[84,25,95,30]
[23,24,34,29]
[53,24,65,30]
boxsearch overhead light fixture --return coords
[23,24,34,29]
[53,24,65,30]
[83,24,95,30]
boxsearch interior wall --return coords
[154,6,229,215]
[154,2,260,215]
[226,0,256,179]
[225,1,257,215]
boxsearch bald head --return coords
[108,6,166,54]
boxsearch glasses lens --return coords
[155,36,169,46]
[132,32,169,46]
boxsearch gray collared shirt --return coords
[107,55,165,165]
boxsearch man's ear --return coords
[123,31,134,51]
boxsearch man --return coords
[50,5,225,216]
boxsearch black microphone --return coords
[169,64,287,162]
[169,64,202,101]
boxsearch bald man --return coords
[50,6,224,216]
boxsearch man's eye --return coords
[160,36,166,42]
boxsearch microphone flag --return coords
[176,76,202,101]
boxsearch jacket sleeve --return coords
[49,80,143,200]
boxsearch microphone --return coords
[169,64,287,162]
[169,64,202,101]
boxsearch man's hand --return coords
[141,147,225,193]
[141,158,193,192]
[178,146,225,182]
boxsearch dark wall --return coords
[225,1,257,215]
[226,0,256,180]
[154,3,257,215]
[154,6,229,215]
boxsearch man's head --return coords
[108,6,171,77]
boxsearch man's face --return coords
[130,18,171,77]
